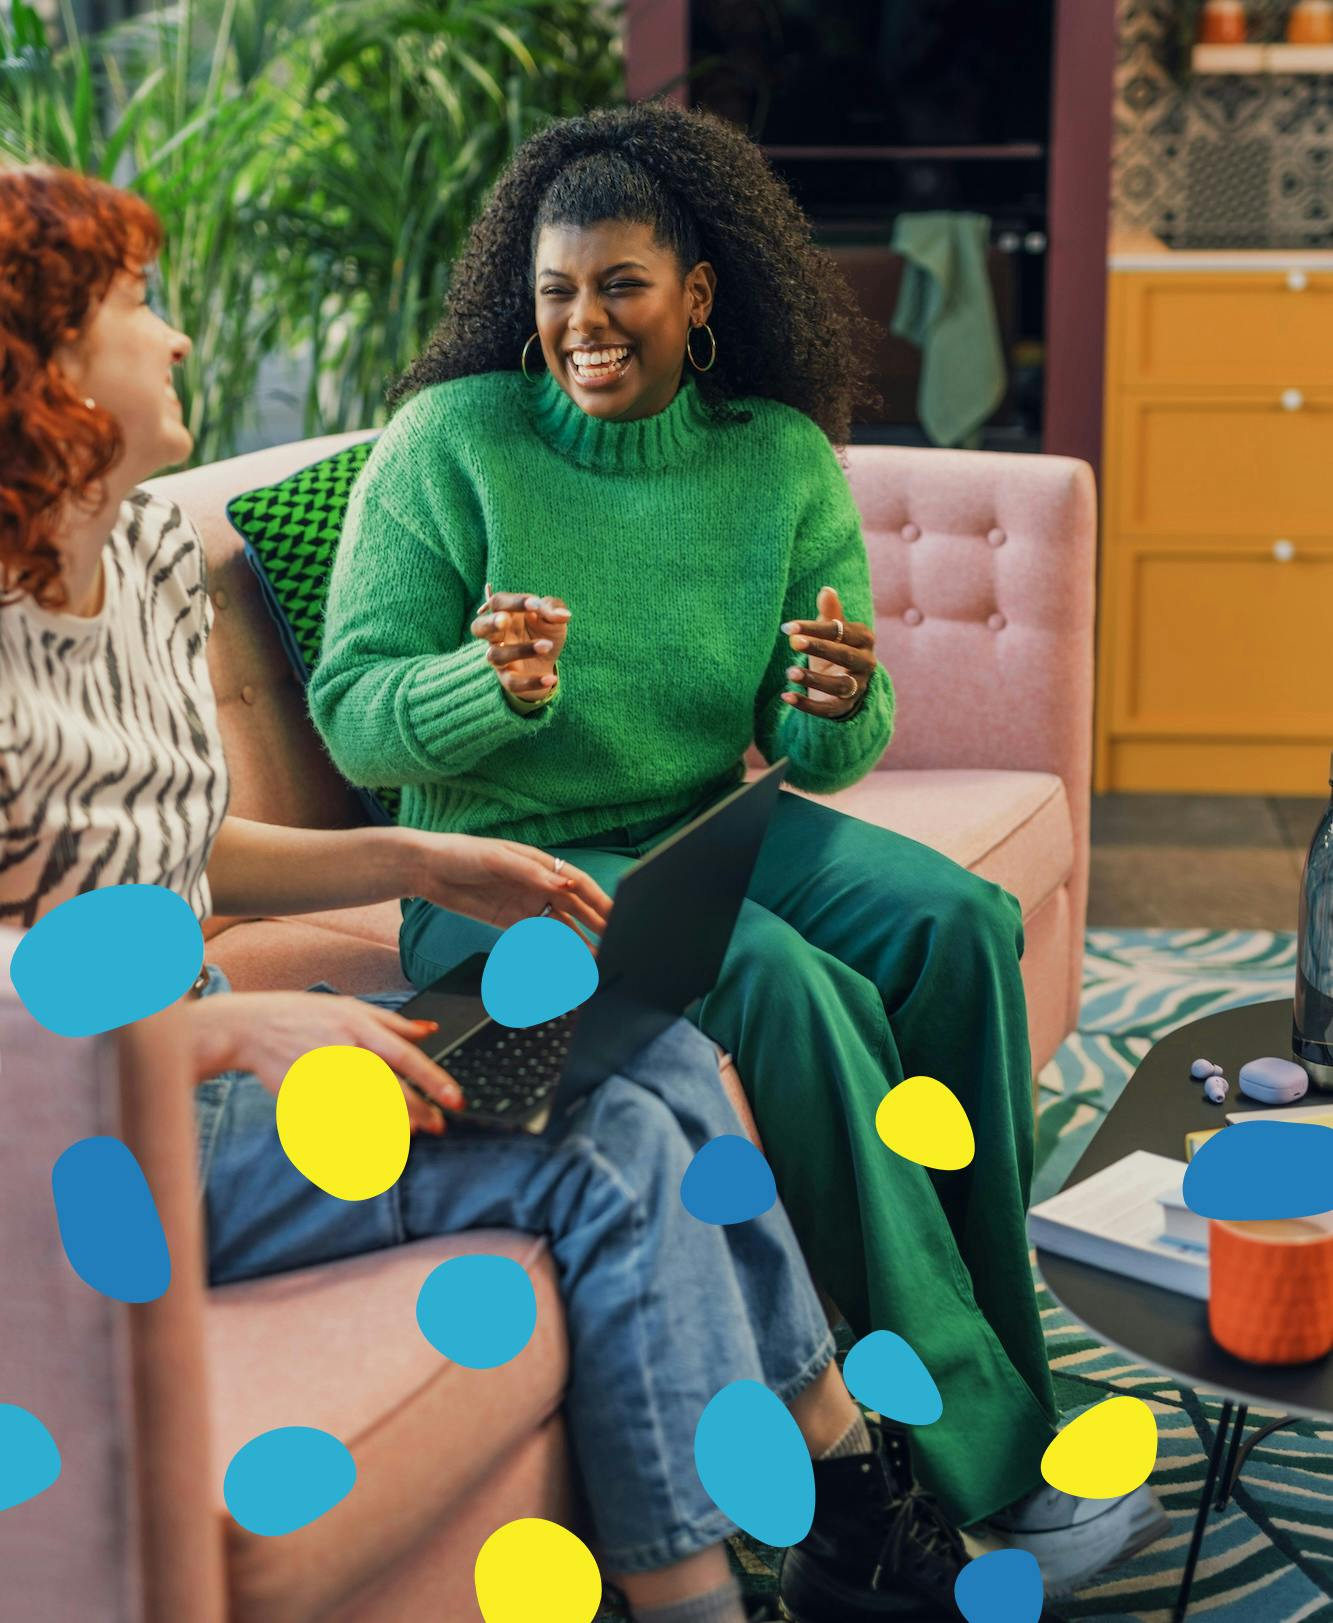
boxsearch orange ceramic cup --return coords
[1209,1217,1333,1364]
[1288,0,1333,43]
[1199,0,1248,43]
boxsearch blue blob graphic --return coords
[0,1405,61,1512]
[480,917,598,1029]
[51,1137,170,1303]
[12,884,202,1037]
[416,1254,537,1369]
[680,1135,778,1225]
[1183,1119,1333,1221]
[843,1330,943,1426]
[955,1548,1045,1623]
[223,1427,356,1536]
[694,1379,814,1547]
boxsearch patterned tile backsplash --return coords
[1114,0,1333,246]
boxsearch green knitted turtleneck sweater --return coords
[309,368,895,849]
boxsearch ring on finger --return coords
[539,902,554,918]
[831,618,844,642]
[553,857,565,876]
[842,674,859,699]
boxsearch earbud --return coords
[1189,1057,1223,1081]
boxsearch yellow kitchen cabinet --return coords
[1096,263,1333,793]
[1115,392,1333,537]
[1116,271,1333,389]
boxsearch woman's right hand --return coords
[471,586,570,700]
[186,991,463,1136]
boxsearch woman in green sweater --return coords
[311,102,1164,1612]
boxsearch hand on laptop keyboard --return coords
[444,1010,580,1119]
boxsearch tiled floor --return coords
[1088,794,1326,930]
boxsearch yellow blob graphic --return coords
[475,1517,602,1623]
[1041,1396,1158,1500]
[874,1075,975,1170]
[275,1045,410,1201]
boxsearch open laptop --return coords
[399,760,787,1135]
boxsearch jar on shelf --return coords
[1288,0,1333,43]
[1198,0,1248,43]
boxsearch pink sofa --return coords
[0,434,1093,1622]
[164,429,1093,1072]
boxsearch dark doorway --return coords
[625,0,1115,471]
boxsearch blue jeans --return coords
[195,968,835,1573]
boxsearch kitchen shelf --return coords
[1193,42,1333,72]
[759,144,1045,161]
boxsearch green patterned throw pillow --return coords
[226,440,400,823]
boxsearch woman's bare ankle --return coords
[612,1544,734,1613]
[788,1357,860,1458]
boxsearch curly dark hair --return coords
[0,166,161,609]
[389,100,881,445]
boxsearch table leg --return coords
[1215,1404,1247,1509]
[1217,1414,1297,1510]
[1174,1400,1236,1623]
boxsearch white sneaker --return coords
[984,1482,1171,1598]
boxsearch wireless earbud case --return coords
[1238,1056,1310,1106]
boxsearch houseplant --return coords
[1,0,624,462]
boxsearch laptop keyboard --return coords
[442,1009,579,1119]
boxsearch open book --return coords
[1028,1150,1208,1300]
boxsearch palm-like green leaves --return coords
[1,0,623,463]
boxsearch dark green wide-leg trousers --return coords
[400,789,1059,1526]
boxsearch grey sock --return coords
[818,1409,873,1461]
[633,1576,747,1623]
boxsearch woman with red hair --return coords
[0,167,984,1623]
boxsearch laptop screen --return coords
[592,761,788,1017]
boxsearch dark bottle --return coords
[1294,751,1333,1091]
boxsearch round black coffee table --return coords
[1035,997,1333,1619]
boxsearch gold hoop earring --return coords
[521,332,544,381]
[686,322,717,373]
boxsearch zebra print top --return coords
[0,489,230,929]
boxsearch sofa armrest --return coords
[0,932,224,1623]
[118,1005,226,1623]
[0,928,144,1621]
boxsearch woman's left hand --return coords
[411,833,612,941]
[780,585,876,719]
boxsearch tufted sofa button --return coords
[987,527,1006,548]
[987,612,1007,632]
[241,684,257,705]
[901,522,921,543]
[214,588,229,609]
[903,607,923,627]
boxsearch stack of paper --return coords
[1158,1188,1209,1252]
[1028,1150,1208,1300]
[1225,1102,1333,1127]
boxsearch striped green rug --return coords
[1033,929,1300,1207]
[609,930,1333,1621]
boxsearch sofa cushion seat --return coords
[209,1231,566,1623]
[773,770,1074,920]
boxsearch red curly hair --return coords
[0,166,162,609]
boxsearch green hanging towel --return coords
[890,212,1006,450]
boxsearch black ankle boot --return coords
[779,1421,1065,1623]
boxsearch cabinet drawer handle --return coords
[1289,270,1309,291]
[1281,388,1306,411]
[1273,538,1296,562]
